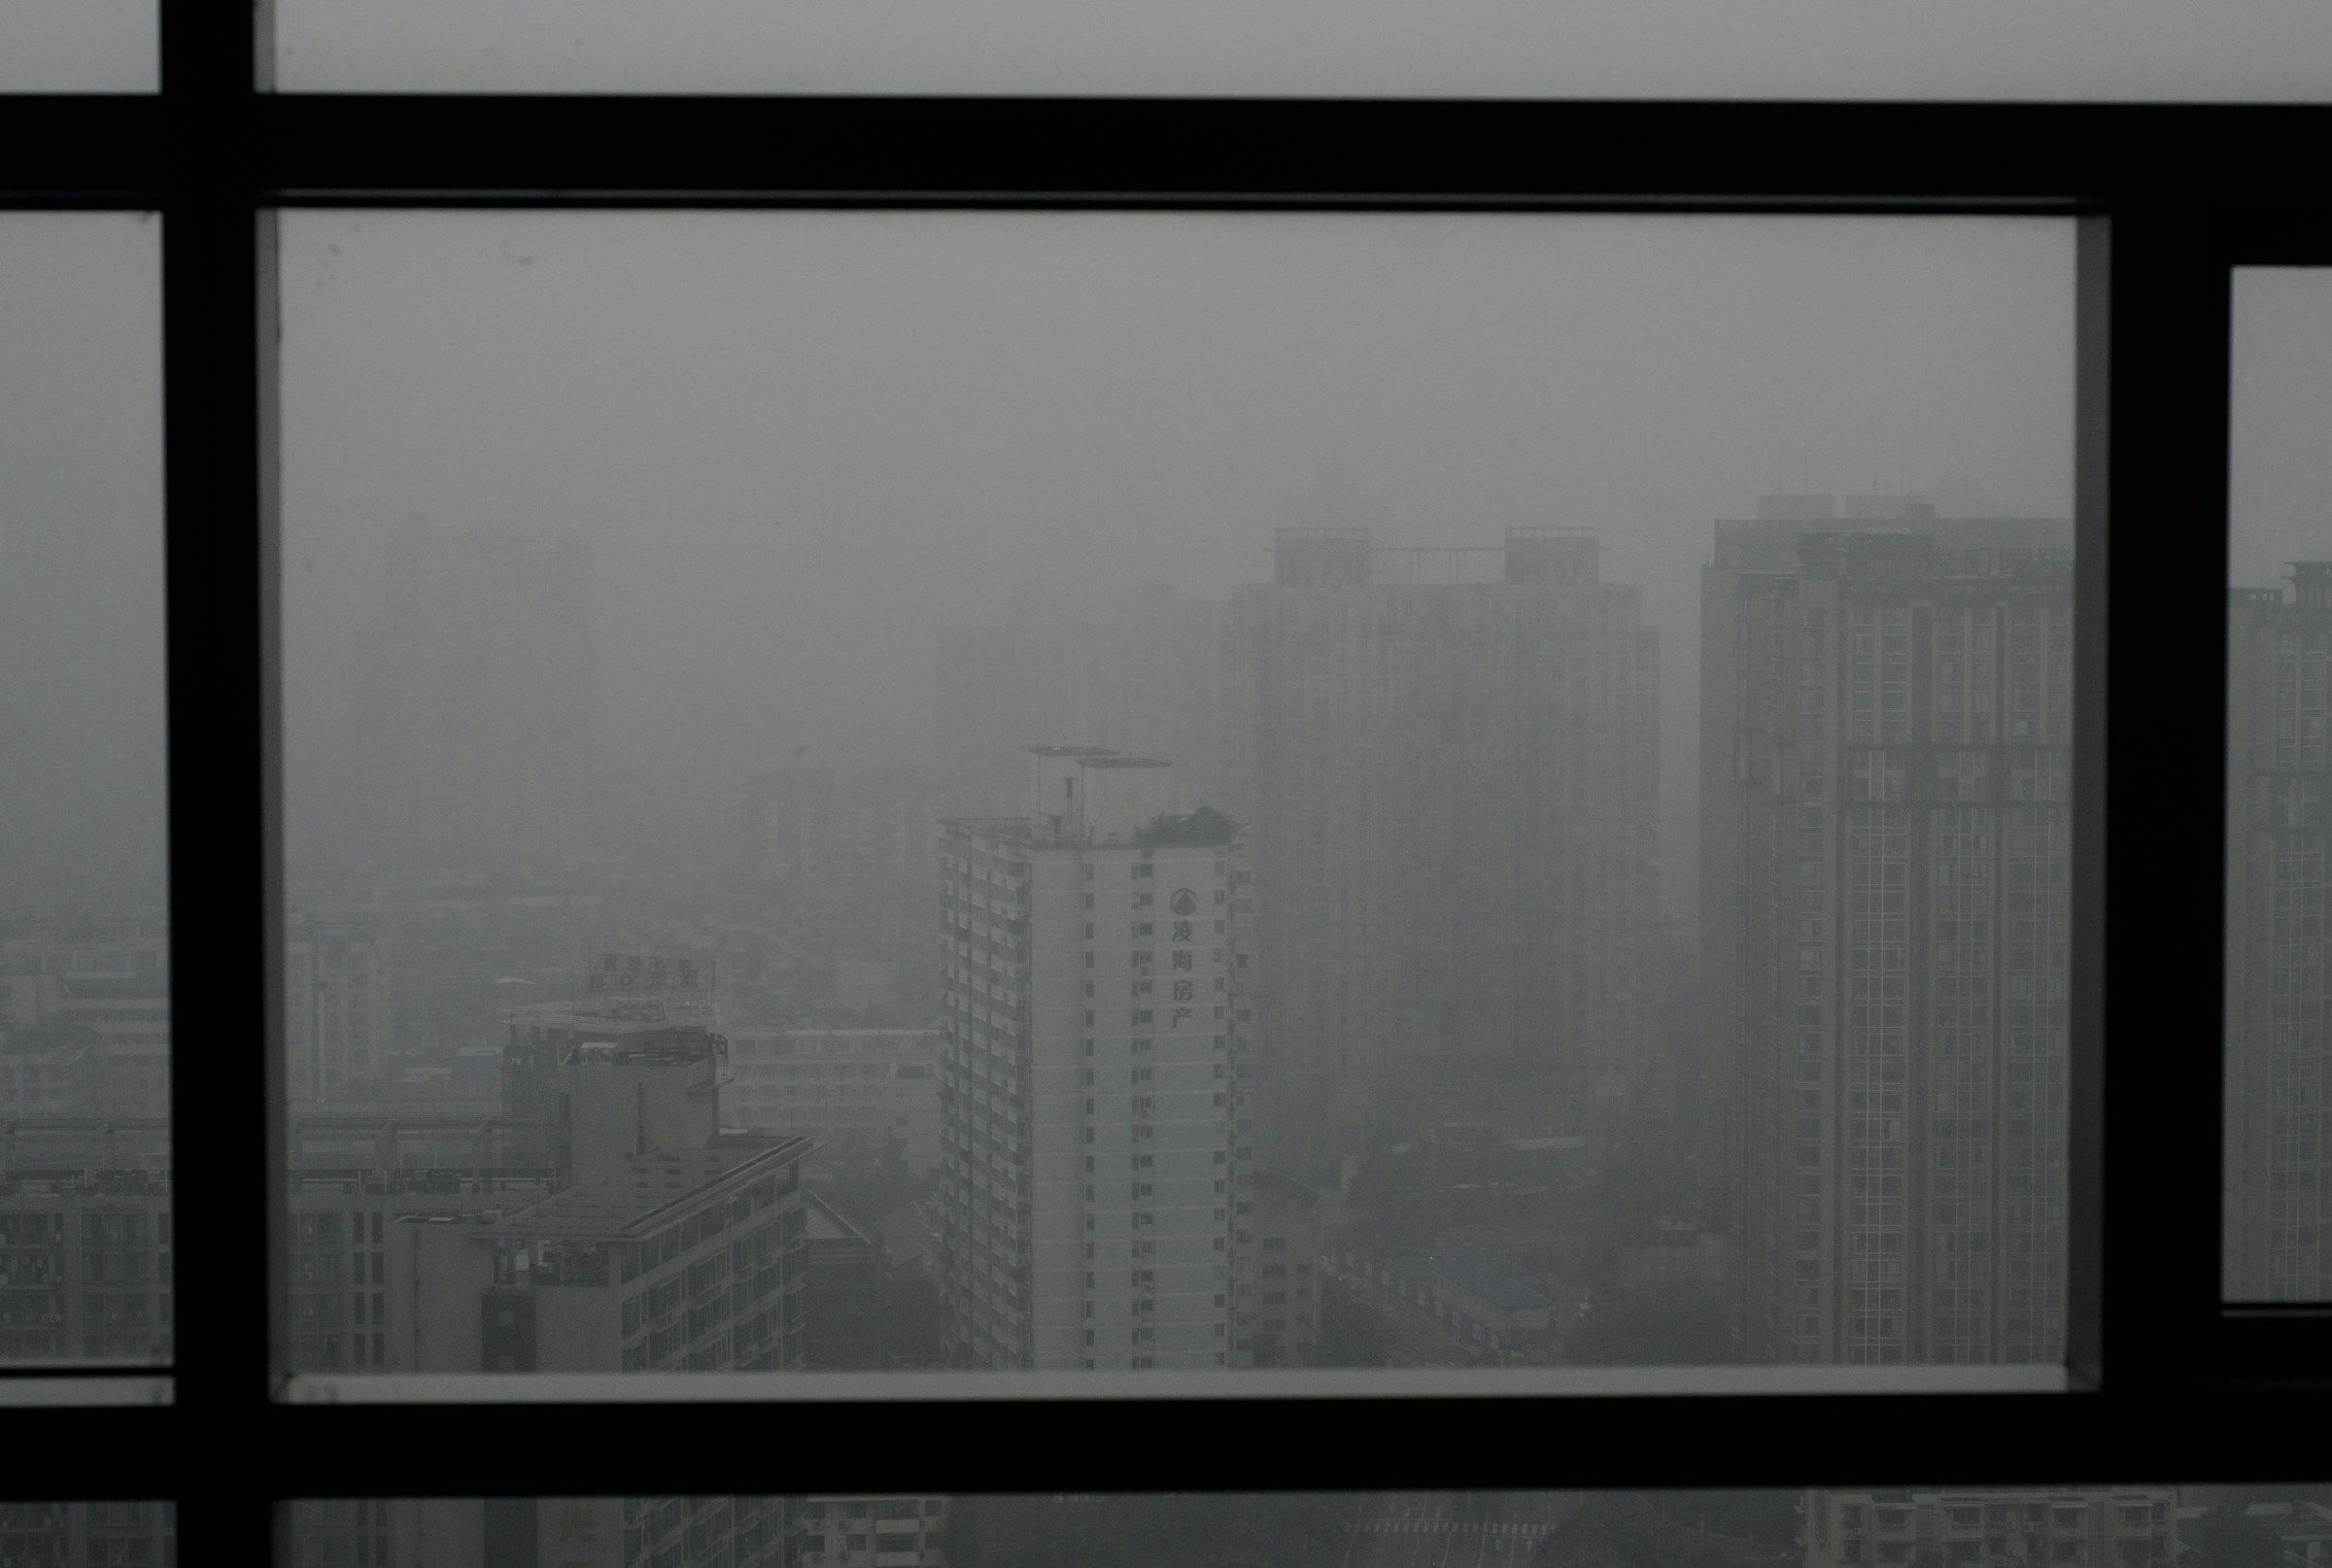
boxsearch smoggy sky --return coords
[0,215,165,916]
[7,0,2329,97]
[8,215,2329,932]
[276,210,2078,924]
[267,0,2332,98]
[2233,271,2332,592]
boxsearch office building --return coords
[1712,511,2075,1365]
[937,747,1254,1370]
[1801,1488,2177,1568]
[1221,528,1660,1171]
[2225,562,2332,1300]
[725,1026,943,1174]
[286,914,389,1106]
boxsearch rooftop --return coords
[484,1136,806,1241]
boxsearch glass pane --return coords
[272,0,2332,97]
[2224,267,2332,1303]
[277,210,2075,1378]
[0,213,170,1367]
[0,0,154,91]
[292,1488,2327,1565]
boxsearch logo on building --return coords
[1170,888,1198,916]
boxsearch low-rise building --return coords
[798,1496,950,1568]
[726,1027,943,1174]
[1803,1488,2178,1567]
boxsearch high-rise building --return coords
[1697,498,2068,1232]
[937,747,1254,1370]
[1711,511,2075,1365]
[2224,562,2332,1301]
[933,582,1225,819]
[286,915,389,1106]
[1220,528,1661,1172]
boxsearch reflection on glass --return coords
[291,1488,2332,1567]
[2224,268,2332,1303]
[0,0,154,92]
[0,213,169,1367]
[275,211,2075,1375]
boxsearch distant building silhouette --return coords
[1707,502,2075,1364]
[1221,528,1661,1173]
[2225,562,2332,1301]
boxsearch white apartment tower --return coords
[938,747,1254,1370]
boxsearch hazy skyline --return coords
[280,210,2074,927]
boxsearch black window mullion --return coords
[158,0,272,1558]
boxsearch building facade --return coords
[2225,562,2332,1301]
[725,1027,943,1175]
[286,916,389,1106]
[1715,516,2075,1365]
[1801,1488,2177,1567]
[937,748,1254,1370]
[1221,527,1661,1172]
[796,1497,951,1567]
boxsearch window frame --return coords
[0,1,2326,1548]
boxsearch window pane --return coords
[292,1488,2324,1565]
[272,0,2332,97]
[0,213,170,1368]
[0,0,154,91]
[2224,267,2332,1303]
[277,210,2075,1378]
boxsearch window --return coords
[4,1,2328,1553]
[2224,266,2332,1305]
[0,212,170,1370]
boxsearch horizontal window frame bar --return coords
[1,98,2330,203]
[17,1389,2332,1498]
[277,1366,2077,1403]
